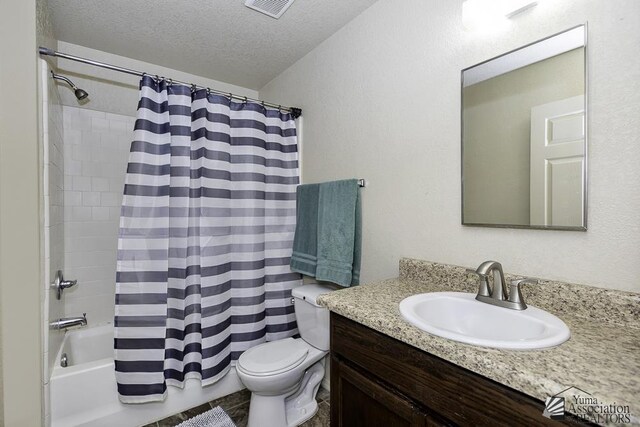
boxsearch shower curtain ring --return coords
[191,84,197,93]
[243,96,248,104]
[167,78,173,86]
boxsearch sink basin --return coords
[399,292,570,350]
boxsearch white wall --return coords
[0,0,44,425]
[55,41,259,117]
[259,0,640,292]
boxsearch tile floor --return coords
[143,386,330,427]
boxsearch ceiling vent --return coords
[244,0,295,19]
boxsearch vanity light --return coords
[462,0,538,32]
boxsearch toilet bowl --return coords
[236,284,336,427]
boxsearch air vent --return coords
[245,0,295,19]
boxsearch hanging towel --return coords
[290,183,321,277]
[316,179,361,287]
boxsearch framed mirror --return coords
[462,25,587,230]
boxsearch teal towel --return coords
[316,179,361,287]
[290,184,320,277]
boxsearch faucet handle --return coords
[508,278,537,309]
[466,269,491,297]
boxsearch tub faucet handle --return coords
[60,278,77,289]
[51,270,79,300]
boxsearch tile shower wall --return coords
[40,60,66,426]
[62,106,135,326]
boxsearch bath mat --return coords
[175,406,236,427]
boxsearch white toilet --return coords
[236,284,335,427]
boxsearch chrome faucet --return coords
[50,313,87,330]
[467,261,537,310]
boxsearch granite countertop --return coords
[317,261,640,425]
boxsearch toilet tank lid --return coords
[292,283,340,307]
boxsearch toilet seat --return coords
[237,338,309,377]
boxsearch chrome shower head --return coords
[51,71,89,101]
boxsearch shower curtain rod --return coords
[38,47,302,118]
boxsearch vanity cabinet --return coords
[330,313,591,427]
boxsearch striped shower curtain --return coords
[114,76,302,403]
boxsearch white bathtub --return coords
[51,324,245,427]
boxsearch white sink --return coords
[399,292,570,350]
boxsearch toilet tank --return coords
[292,284,338,351]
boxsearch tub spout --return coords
[50,313,87,330]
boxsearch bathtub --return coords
[51,324,245,427]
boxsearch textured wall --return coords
[259,0,640,292]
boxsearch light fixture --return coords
[463,0,538,32]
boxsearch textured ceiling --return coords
[49,0,379,90]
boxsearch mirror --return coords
[462,25,587,230]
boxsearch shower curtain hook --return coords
[243,96,248,104]
[167,78,173,86]
[191,84,197,93]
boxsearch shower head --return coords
[74,88,89,101]
[51,71,89,101]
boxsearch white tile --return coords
[92,117,109,131]
[66,160,82,176]
[43,383,51,423]
[43,164,50,196]
[43,195,50,227]
[79,108,105,120]
[65,129,82,146]
[81,161,99,177]
[64,191,82,207]
[91,177,109,192]
[92,206,111,221]
[109,120,130,132]
[65,236,116,253]
[109,207,122,220]
[101,192,122,207]
[69,206,92,221]
[72,145,91,161]
[43,351,49,386]
[72,175,91,191]
[109,177,125,192]
[64,294,115,326]
[82,191,101,207]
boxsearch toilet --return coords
[236,284,335,427]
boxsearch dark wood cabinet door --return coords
[331,355,444,427]
[330,314,593,427]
